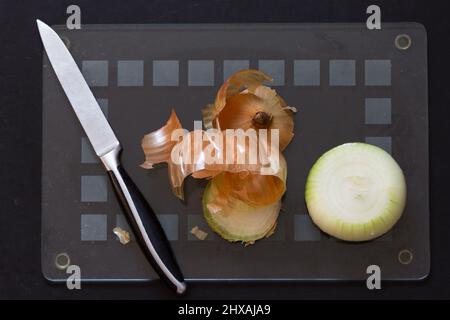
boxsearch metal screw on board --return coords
[55,252,71,270]
[398,249,413,265]
[395,34,412,50]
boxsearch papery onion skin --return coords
[202,69,273,129]
[140,110,183,169]
[202,70,295,151]
[138,71,296,245]
[167,129,287,202]
[140,112,286,203]
[207,155,287,208]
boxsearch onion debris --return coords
[113,227,131,245]
[190,226,208,240]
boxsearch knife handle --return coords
[101,147,186,294]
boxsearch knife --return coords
[37,20,186,294]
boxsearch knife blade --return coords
[37,20,186,294]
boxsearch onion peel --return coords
[139,69,296,244]
[140,109,182,169]
[202,69,295,150]
[167,129,286,202]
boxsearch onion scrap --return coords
[190,226,208,240]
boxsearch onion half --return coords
[305,143,407,241]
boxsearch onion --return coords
[305,143,407,241]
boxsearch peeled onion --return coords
[305,143,407,241]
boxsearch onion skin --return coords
[141,116,288,203]
[202,70,295,151]
[208,156,287,208]
[167,130,288,203]
[203,180,281,244]
[202,70,273,129]
[140,70,296,244]
[140,109,182,169]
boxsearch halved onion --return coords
[305,143,407,241]
[203,177,281,244]
[202,70,295,151]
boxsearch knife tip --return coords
[36,19,46,30]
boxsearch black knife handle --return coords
[103,150,186,294]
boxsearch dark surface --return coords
[0,0,449,299]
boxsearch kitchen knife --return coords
[37,20,186,294]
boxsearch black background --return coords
[0,0,449,299]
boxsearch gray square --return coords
[365,136,392,154]
[153,60,179,86]
[81,137,97,163]
[115,214,135,241]
[97,98,108,117]
[187,214,217,241]
[365,98,392,124]
[81,214,107,241]
[117,60,144,86]
[294,214,321,241]
[188,60,214,86]
[365,60,391,86]
[82,60,108,86]
[258,60,285,86]
[294,60,320,86]
[223,60,250,81]
[329,60,355,86]
[81,175,107,202]
[157,214,178,241]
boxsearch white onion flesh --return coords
[305,143,406,241]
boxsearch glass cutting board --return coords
[42,23,429,281]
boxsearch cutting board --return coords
[42,23,429,281]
